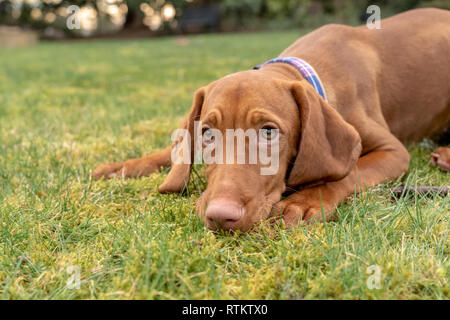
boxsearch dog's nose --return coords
[205,200,244,230]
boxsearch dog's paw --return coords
[431,147,450,172]
[272,190,337,228]
[92,161,125,179]
[93,159,159,179]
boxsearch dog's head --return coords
[159,68,361,231]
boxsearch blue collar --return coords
[254,57,327,101]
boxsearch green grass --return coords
[0,31,448,300]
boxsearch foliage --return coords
[0,0,449,36]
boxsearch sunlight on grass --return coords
[0,32,448,299]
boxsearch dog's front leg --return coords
[273,132,411,227]
[93,146,172,179]
[92,116,194,180]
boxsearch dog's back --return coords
[367,8,450,141]
[282,8,450,142]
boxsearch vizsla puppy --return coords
[94,8,450,231]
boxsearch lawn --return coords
[0,31,448,300]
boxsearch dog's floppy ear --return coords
[287,81,361,187]
[158,87,205,193]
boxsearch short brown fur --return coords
[94,8,450,231]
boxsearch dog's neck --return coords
[255,60,336,108]
[256,62,305,82]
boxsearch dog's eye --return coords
[202,128,215,144]
[260,126,278,141]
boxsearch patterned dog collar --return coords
[254,57,327,101]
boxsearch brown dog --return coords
[94,8,450,232]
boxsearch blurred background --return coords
[1,0,449,45]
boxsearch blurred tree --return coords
[0,0,448,37]
[123,0,187,31]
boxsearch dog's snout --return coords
[205,200,245,230]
